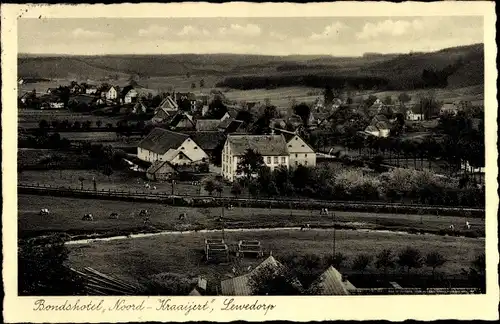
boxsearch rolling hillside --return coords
[18,43,483,90]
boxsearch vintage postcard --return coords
[1,2,498,322]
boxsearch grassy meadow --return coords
[19,194,485,238]
[66,228,484,286]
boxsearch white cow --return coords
[465,221,471,230]
[39,208,50,215]
[449,224,455,230]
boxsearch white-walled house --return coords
[283,132,316,167]
[124,88,138,104]
[137,128,208,165]
[101,86,118,101]
[221,134,289,182]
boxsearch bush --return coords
[141,272,193,295]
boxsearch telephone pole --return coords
[221,205,225,241]
[332,212,336,257]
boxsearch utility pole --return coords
[332,212,336,257]
[221,205,225,241]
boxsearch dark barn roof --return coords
[138,128,189,154]
[226,134,288,156]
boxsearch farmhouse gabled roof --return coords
[169,112,195,128]
[138,128,189,155]
[371,114,389,124]
[195,119,221,131]
[226,134,288,156]
[315,266,349,295]
[374,121,391,130]
[220,256,284,296]
[132,101,148,113]
[365,125,379,133]
[158,96,179,111]
[182,131,226,151]
[147,160,176,175]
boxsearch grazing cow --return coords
[144,183,150,189]
[227,204,234,210]
[301,223,311,231]
[39,208,50,215]
[82,213,94,221]
[109,212,119,219]
[179,212,187,220]
[139,209,148,217]
[465,221,471,230]
[449,224,455,230]
[152,186,156,190]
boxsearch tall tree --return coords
[425,251,447,279]
[248,265,304,295]
[324,85,335,106]
[236,149,265,184]
[352,254,372,276]
[230,181,243,199]
[18,234,85,295]
[375,249,395,278]
[398,92,411,105]
[293,103,311,127]
[397,247,423,277]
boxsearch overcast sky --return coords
[18,16,483,56]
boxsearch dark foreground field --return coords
[66,228,484,288]
[19,194,485,238]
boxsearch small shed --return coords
[146,161,177,181]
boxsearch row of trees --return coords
[229,150,483,207]
[233,150,484,206]
[247,249,485,295]
[38,119,113,130]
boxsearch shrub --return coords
[141,272,193,295]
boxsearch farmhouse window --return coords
[267,157,271,164]
[295,154,298,158]
[281,157,286,164]
[305,154,307,157]
[274,157,278,164]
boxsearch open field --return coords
[220,86,320,110]
[18,109,124,128]
[19,194,485,238]
[18,169,229,195]
[67,228,484,286]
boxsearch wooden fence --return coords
[18,183,485,217]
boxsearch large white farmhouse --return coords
[137,128,208,165]
[221,134,290,182]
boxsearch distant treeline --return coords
[216,75,390,91]
[217,59,466,91]
[275,63,335,72]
